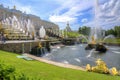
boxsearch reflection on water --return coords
[112,51,120,54]
[43,44,120,69]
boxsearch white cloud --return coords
[100,0,120,19]
[81,18,88,23]
[1,0,36,14]
[82,0,120,29]
[49,0,93,29]
[53,0,120,30]
[17,6,32,14]
[49,15,76,23]
[99,0,120,28]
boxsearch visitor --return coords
[1,33,6,44]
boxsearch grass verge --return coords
[0,50,120,80]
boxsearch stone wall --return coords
[0,41,50,54]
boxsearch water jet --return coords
[85,0,107,53]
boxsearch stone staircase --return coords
[2,25,33,40]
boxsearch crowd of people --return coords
[0,32,6,44]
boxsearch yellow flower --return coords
[96,58,102,65]
[110,67,118,75]
[92,59,109,74]
[86,64,91,71]
[91,67,96,71]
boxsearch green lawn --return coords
[104,38,120,44]
[0,50,120,80]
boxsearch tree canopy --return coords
[78,26,90,36]
[105,26,120,38]
[78,26,120,38]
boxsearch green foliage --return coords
[12,73,42,80]
[0,61,15,80]
[78,26,120,38]
[12,73,30,80]
[67,32,80,38]
[105,26,120,38]
[0,61,41,80]
[104,38,120,44]
[63,31,80,38]
[78,26,90,36]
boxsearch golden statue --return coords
[13,5,16,10]
[0,22,2,29]
[90,36,96,44]
[32,32,34,37]
[0,22,4,32]
[38,42,42,48]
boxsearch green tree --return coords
[78,26,90,36]
[114,26,120,37]
[105,26,120,38]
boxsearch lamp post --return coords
[22,43,24,54]
[30,42,32,52]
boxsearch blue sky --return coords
[0,0,120,30]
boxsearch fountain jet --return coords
[85,0,107,53]
[1,15,36,40]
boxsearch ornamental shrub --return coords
[0,61,15,80]
[0,61,42,80]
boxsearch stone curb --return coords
[24,53,85,71]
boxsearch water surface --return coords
[43,44,120,69]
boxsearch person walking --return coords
[1,33,6,44]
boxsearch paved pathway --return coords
[0,39,60,44]
[0,40,47,44]
[24,53,85,71]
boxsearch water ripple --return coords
[62,60,69,64]
[112,51,120,54]
[74,58,81,62]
